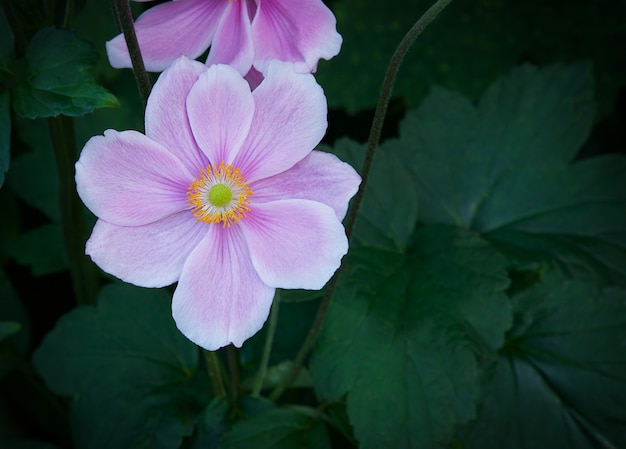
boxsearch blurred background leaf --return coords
[318,0,626,121]
[11,28,118,119]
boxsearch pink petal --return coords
[234,61,327,181]
[86,211,206,287]
[250,150,361,220]
[251,0,342,74]
[106,0,228,72]
[145,57,208,175]
[205,0,254,75]
[186,64,255,165]
[75,130,192,226]
[240,199,348,290]
[172,225,275,350]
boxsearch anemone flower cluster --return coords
[106,0,343,75]
[75,58,360,350]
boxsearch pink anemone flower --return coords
[106,0,343,75]
[75,57,360,350]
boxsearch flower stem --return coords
[251,291,281,397]
[227,345,241,401]
[202,349,226,398]
[269,0,454,402]
[111,0,152,108]
[47,115,100,306]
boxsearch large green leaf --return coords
[461,277,626,448]
[11,28,118,119]
[320,0,625,117]
[33,283,205,449]
[311,224,512,449]
[393,62,626,285]
[321,138,418,250]
[220,407,331,449]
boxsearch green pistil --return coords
[209,184,232,207]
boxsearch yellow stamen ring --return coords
[187,162,252,226]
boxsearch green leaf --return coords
[11,28,118,119]
[462,277,626,448]
[33,283,205,449]
[319,0,625,117]
[323,138,418,250]
[0,268,30,357]
[6,117,59,220]
[395,62,626,285]
[310,224,512,449]
[221,407,331,449]
[0,321,20,342]
[0,90,9,188]
[190,398,229,449]
[2,223,66,275]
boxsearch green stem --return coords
[251,291,281,397]
[47,115,100,306]
[227,345,241,401]
[111,0,152,107]
[62,0,74,28]
[269,0,454,402]
[202,349,226,398]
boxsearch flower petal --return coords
[145,57,208,175]
[251,150,361,220]
[240,199,348,290]
[75,130,192,226]
[86,211,206,287]
[172,225,275,350]
[187,64,255,165]
[251,0,342,73]
[205,0,254,75]
[234,61,327,181]
[106,0,227,72]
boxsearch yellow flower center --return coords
[187,162,252,226]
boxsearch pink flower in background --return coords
[75,58,360,350]
[106,0,342,75]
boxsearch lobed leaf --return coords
[393,62,626,285]
[462,277,626,448]
[311,224,512,449]
[33,283,204,449]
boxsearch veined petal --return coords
[75,130,192,226]
[187,64,255,165]
[205,0,254,75]
[240,199,348,290]
[251,0,342,74]
[145,57,208,174]
[172,225,275,350]
[251,150,361,220]
[86,212,206,288]
[106,0,227,72]
[234,61,327,181]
